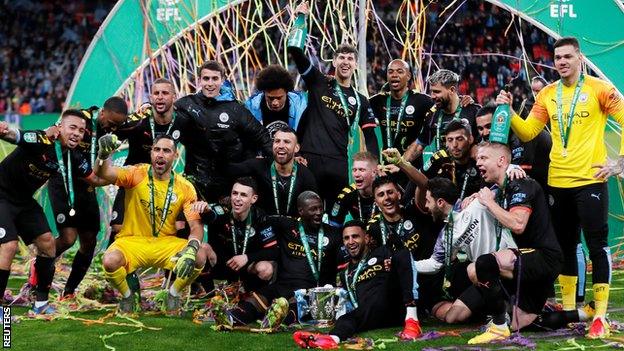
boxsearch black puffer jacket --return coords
[175,89,272,200]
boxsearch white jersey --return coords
[416,200,517,274]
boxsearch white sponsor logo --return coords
[367,257,377,266]
[405,105,415,115]
[219,112,229,122]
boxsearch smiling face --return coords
[150,82,175,115]
[554,44,582,82]
[332,52,357,81]
[299,197,324,227]
[59,115,86,149]
[150,137,177,176]
[374,182,401,218]
[352,160,376,193]
[429,82,455,110]
[343,225,369,260]
[272,130,299,165]
[230,182,258,218]
[387,60,411,92]
[200,68,224,98]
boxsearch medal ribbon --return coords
[435,105,463,150]
[556,74,585,154]
[493,176,508,251]
[89,114,98,166]
[379,218,404,246]
[231,213,253,255]
[385,93,409,148]
[270,162,298,215]
[147,166,175,237]
[55,141,75,215]
[298,220,325,283]
[335,81,361,127]
[344,253,368,309]
[443,211,454,280]
[149,111,176,140]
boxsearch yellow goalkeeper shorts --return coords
[107,235,188,273]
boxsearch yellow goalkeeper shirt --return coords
[115,164,200,238]
[511,75,624,188]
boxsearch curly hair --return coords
[255,64,295,92]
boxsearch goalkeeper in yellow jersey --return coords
[496,36,624,339]
[96,134,213,313]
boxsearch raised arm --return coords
[0,122,21,143]
[95,134,122,183]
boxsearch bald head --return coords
[387,59,411,93]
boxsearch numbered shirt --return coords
[0,130,93,203]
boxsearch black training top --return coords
[369,90,434,152]
[226,158,318,216]
[288,47,379,159]
[0,130,92,203]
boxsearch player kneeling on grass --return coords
[465,142,564,344]
[96,134,214,313]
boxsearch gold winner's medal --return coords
[69,208,76,217]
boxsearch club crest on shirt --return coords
[57,213,66,224]
[579,92,589,103]
[403,220,413,231]
[219,112,229,122]
[348,96,357,106]
[172,130,180,140]
[367,257,377,266]
[170,193,178,203]
[405,105,415,115]
[0,227,5,238]
[111,211,118,220]
[323,236,330,247]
